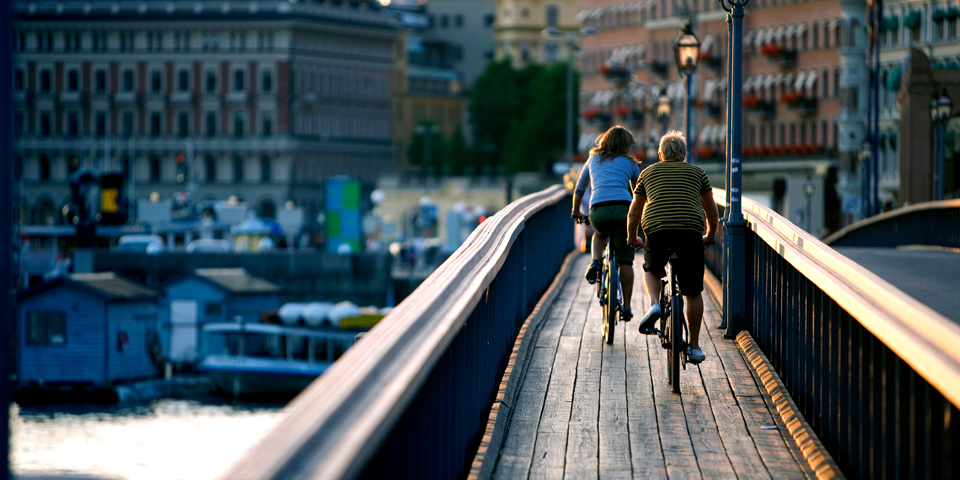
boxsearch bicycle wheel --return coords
[670,283,686,393]
[603,252,618,345]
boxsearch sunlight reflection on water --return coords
[11,399,283,480]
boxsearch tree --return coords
[503,62,574,172]
[469,60,543,166]
[407,121,445,174]
[443,124,473,174]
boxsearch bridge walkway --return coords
[491,255,813,479]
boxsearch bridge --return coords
[220,186,960,480]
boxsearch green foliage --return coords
[443,124,474,174]
[470,59,576,171]
[407,121,446,174]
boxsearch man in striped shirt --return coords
[626,131,720,364]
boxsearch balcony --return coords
[742,95,775,117]
[742,143,825,159]
[761,44,796,69]
[780,92,817,116]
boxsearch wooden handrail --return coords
[822,198,960,245]
[219,185,570,480]
[713,189,960,409]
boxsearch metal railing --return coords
[823,199,960,248]
[220,185,573,480]
[706,189,960,479]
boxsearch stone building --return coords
[11,0,402,229]
[578,0,960,229]
[494,0,582,67]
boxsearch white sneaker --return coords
[687,347,705,364]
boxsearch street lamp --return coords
[718,0,750,337]
[656,92,672,137]
[858,142,872,218]
[415,123,441,179]
[674,20,701,164]
[543,26,597,168]
[803,177,815,233]
[930,89,953,201]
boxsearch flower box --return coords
[762,44,797,68]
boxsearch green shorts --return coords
[588,202,635,266]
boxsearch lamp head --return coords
[656,94,672,120]
[930,94,940,123]
[674,20,701,76]
[542,27,561,37]
[938,88,952,122]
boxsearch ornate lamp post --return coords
[718,0,749,337]
[656,92,672,137]
[674,21,701,164]
[858,142,872,218]
[804,177,816,233]
[931,89,953,201]
[543,27,597,167]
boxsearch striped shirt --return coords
[635,161,711,234]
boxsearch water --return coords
[11,399,284,480]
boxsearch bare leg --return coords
[644,271,662,307]
[685,293,704,349]
[591,232,607,262]
[619,264,634,311]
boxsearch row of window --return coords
[295,111,390,140]
[14,65,275,96]
[12,29,275,54]
[25,153,276,185]
[500,4,561,26]
[294,68,388,99]
[745,119,836,150]
[15,109,274,139]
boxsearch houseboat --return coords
[199,322,360,396]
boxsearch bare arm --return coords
[627,193,646,247]
[572,192,586,223]
[700,190,720,243]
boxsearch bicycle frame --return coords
[659,252,688,393]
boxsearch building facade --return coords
[426,0,497,88]
[12,0,402,231]
[495,0,582,67]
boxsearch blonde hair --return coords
[589,125,636,162]
[658,130,687,161]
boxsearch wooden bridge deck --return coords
[491,255,813,480]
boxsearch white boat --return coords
[199,322,360,396]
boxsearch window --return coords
[233,69,245,91]
[150,112,161,136]
[178,70,189,92]
[205,303,222,316]
[262,70,273,92]
[833,67,840,98]
[456,15,464,28]
[67,70,79,92]
[40,70,52,92]
[544,42,559,63]
[14,68,24,91]
[260,155,271,183]
[232,155,244,184]
[67,112,79,137]
[39,112,52,137]
[233,111,245,137]
[546,5,559,27]
[178,112,189,137]
[521,8,529,18]
[822,120,828,148]
[206,71,217,92]
[150,71,162,93]
[205,112,217,137]
[822,68,829,97]
[14,111,24,137]
[484,14,495,27]
[262,114,272,137]
[95,112,107,136]
[146,155,159,182]
[39,155,51,181]
[95,70,107,93]
[442,15,449,28]
[122,69,134,91]
[202,155,216,183]
[26,312,66,346]
[122,111,134,137]
[812,22,819,49]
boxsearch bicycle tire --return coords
[603,252,617,345]
[670,282,682,393]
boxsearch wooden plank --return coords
[563,298,602,480]
[678,366,738,479]
[648,335,701,480]
[624,273,668,479]
[599,310,632,478]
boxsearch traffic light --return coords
[176,154,187,184]
[99,173,128,225]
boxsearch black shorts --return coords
[642,229,704,296]
[588,201,635,265]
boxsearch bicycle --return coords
[574,215,621,345]
[597,241,621,345]
[656,249,687,393]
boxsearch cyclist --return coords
[572,125,642,321]
[626,131,719,364]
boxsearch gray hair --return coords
[658,130,687,161]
